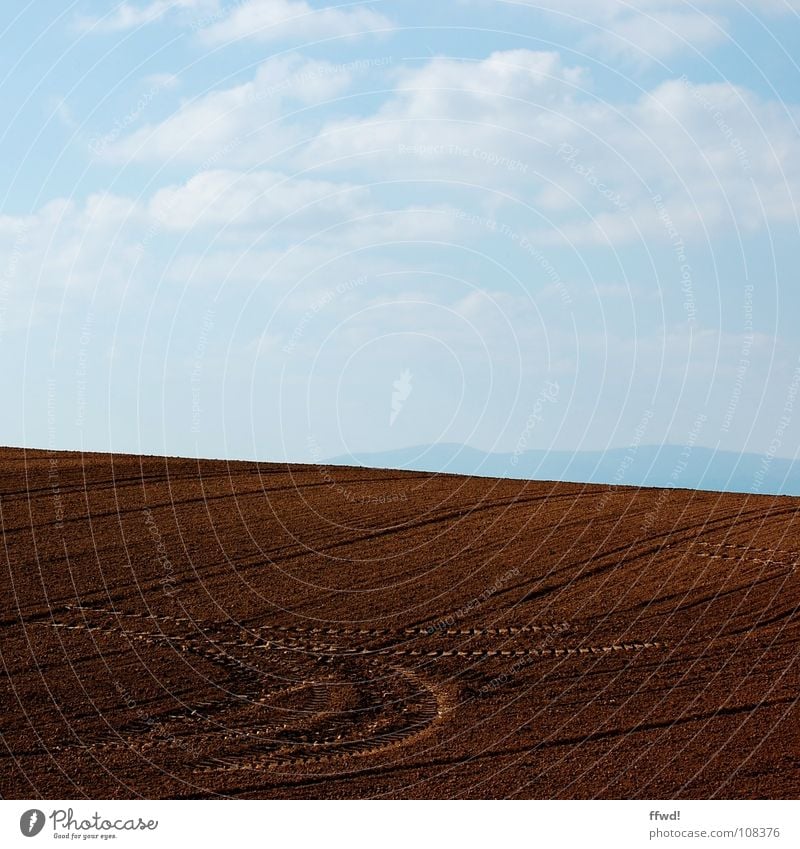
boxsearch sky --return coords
[1,0,799,467]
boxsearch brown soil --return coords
[1,447,798,799]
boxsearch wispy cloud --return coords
[471,0,800,60]
[97,52,387,164]
[79,0,394,42]
[77,0,210,32]
[197,0,394,45]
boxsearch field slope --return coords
[1,447,798,799]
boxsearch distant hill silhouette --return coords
[327,443,800,497]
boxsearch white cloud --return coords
[149,168,370,230]
[299,50,800,244]
[198,0,393,45]
[94,45,800,254]
[0,167,461,320]
[297,49,587,186]
[0,193,148,310]
[476,0,800,60]
[102,53,366,164]
[584,8,726,60]
[77,0,210,32]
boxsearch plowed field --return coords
[1,448,797,798]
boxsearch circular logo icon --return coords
[19,810,45,837]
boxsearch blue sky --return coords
[1,0,799,466]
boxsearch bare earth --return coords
[1,447,798,799]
